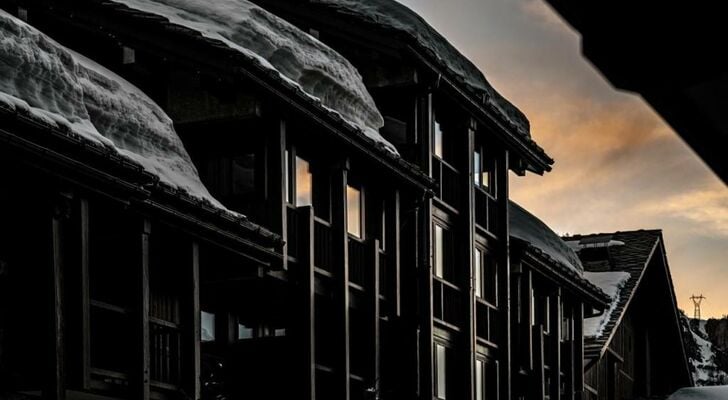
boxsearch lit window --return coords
[474,147,493,191]
[285,150,291,203]
[436,343,447,399]
[296,156,312,207]
[434,119,443,159]
[474,248,483,298]
[476,359,485,400]
[201,311,216,342]
[347,185,362,238]
[434,225,444,278]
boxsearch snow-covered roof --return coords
[0,9,221,208]
[668,386,728,400]
[310,0,531,139]
[111,0,397,154]
[509,201,584,275]
[583,271,631,338]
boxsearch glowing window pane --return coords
[296,156,312,206]
[474,150,482,186]
[475,248,483,298]
[201,311,215,342]
[476,359,484,400]
[347,185,362,238]
[434,225,444,278]
[434,120,443,158]
[436,343,447,399]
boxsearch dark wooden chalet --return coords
[564,230,693,400]
[509,202,609,400]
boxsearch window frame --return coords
[346,184,364,239]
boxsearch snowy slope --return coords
[509,201,584,274]
[583,271,631,338]
[312,0,531,138]
[668,385,728,400]
[0,10,222,208]
[112,0,397,154]
[688,319,728,386]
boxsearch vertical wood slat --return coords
[331,162,350,400]
[370,239,381,395]
[269,118,287,270]
[389,190,401,317]
[496,150,511,400]
[552,289,562,400]
[417,91,434,400]
[79,199,91,390]
[49,194,68,400]
[185,241,201,400]
[575,303,585,400]
[298,206,316,400]
[463,119,476,400]
[533,325,545,400]
[138,220,151,400]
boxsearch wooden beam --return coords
[575,302,585,400]
[496,150,512,400]
[48,193,71,400]
[386,190,402,317]
[462,119,476,400]
[137,220,152,400]
[268,118,287,270]
[552,289,562,400]
[184,241,201,400]
[79,199,91,391]
[331,161,350,400]
[299,206,316,400]
[370,239,381,395]
[533,326,545,400]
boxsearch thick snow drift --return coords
[112,0,397,154]
[509,202,584,274]
[0,10,222,208]
[583,271,631,338]
[312,0,531,138]
[668,386,728,400]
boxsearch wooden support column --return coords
[331,161,350,400]
[417,91,434,400]
[496,150,511,400]
[299,206,316,400]
[136,220,152,400]
[79,199,91,390]
[385,190,402,317]
[551,289,562,400]
[370,239,381,395]
[48,193,71,400]
[533,326,546,400]
[575,303,585,400]
[462,119,476,400]
[565,303,575,400]
[183,241,201,400]
[268,118,287,269]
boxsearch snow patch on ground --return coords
[312,0,531,137]
[112,0,397,154]
[668,386,728,400]
[583,271,631,338]
[509,201,584,274]
[0,9,223,208]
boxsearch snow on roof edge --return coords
[583,271,631,339]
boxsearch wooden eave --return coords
[0,104,282,266]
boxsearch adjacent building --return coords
[564,230,693,400]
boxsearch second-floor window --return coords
[474,146,494,193]
[286,150,313,207]
[475,248,497,305]
[347,185,362,238]
[476,359,485,400]
[434,117,444,159]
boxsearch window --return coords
[475,248,497,305]
[474,248,483,298]
[347,185,362,238]
[296,156,312,206]
[532,290,550,334]
[561,301,571,342]
[201,311,216,342]
[238,323,253,340]
[474,146,494,192]
[285,151,313,207]
[434,225,444,278]
[434,118,444,159]
[435,343,447,399]
[476,359,485,400]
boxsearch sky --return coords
[398,0,728,318]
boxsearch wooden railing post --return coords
[137,220,152,400]
[331,162,350,400]
[370,239,381,395]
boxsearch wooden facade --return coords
[0,2,690,400]
[565,231,693,400]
